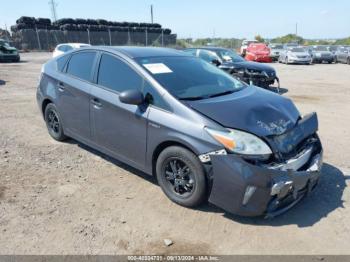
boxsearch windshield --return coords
[270,44,283,49]
[314,46,328,51]
[217,49,245,62]
[290,47,305,52]
[137,56,246,100]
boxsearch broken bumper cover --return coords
[208,149,323,217]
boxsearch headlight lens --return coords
[205,127,272,155]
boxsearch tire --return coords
[347,58,350,65]
[44,103,67,141]
[156,146,207,208]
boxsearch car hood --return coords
[0,45,17,51]
[313,51,332,55]
[290,52,310,56]
[221,61,275,72]
[248,50,270,55]
[185,86,300,137]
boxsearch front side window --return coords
[137,56,246,100]
[66,52,96,81]
[97,54,143,93]
[143,81,169,110]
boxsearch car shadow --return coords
[63,139,347,227]
[66,139,158,186]
[200,163,347,227]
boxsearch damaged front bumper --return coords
[207,149,322,218]
[205,112,322,218]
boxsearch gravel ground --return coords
[0,52,349,255]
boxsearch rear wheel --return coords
[156,146,207,207]
[44,103,67,141]
[347,58,350,65]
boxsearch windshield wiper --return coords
[179,96,207,101]
[208,90,235,98]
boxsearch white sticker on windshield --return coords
[143,63,173,74]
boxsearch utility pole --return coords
[150,5,154,24]
[49,0,58,22]
[295,22,298,36]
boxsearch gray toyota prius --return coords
[37,47,323,217]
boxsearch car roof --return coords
[80,46,190,59]
[186,47,230,52]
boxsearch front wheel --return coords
[156,146,207,208]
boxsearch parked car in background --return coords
[245,43,272,63]
[310,45,334,63]
[240,39,258,57]
[327,45,340,55]
[269,43,284,61]
[279,47,312,65]
[37,46,323,217]
[0,39,20,62]
[52,43,91,57]
[335,46,350,64]
[283,42,299,49]
[184,47,279,89]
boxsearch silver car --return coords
[310,45,334,63]
[279,47,312,65]
[269,43,284,61]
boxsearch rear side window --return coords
[67,52,96,81]
[97,54,143,93]
[57,55,70,72]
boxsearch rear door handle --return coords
[91,98,102,108]
[57,82,65,92]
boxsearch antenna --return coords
[49,0,58,22]
[150,5,154,24]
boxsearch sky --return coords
[0,0,349,39]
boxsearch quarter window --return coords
[56,55,70,72]
[66,52,96,81]
[97,54,143,93]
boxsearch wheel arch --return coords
[41,98,53,117]
[151,140,199,177]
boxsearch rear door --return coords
[90,52,148,169]
[57,51,97,142]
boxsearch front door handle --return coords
[57,82,65,92]
[91,98,102,108]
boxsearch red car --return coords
[245,43,272,63]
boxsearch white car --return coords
[240,40,258,56]
[52,43,91,57]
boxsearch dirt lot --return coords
[0,52,349,255]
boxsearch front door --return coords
[90,53,148,169]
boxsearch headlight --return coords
[205,127,272,156]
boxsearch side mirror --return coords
[119,89,144,105]
[211,59,221,66]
